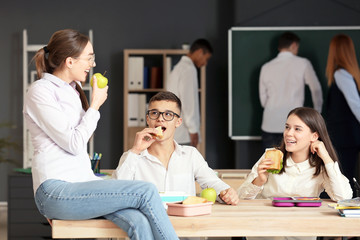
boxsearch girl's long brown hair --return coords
[278,107,340,176]
[32,29,90,111]
[326,34,360,91]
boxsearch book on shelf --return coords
[150,66,163,88]
[165,57,172,83]
[128,93,147,127]
[143,66,149,89]
[128,94,139,127]
[128,57,144,90]
[138,94,147,127]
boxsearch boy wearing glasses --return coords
[113,91,239,205]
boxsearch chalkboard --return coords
[228,27,360,140]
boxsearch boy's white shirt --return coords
[113,141,229,199]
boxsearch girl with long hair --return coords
[238,107,352,240]
[326,34,360,191]
[23,29,178,240]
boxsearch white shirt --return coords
[166,56,200,143]
[259,52,323,133]
[23,73,101,193]
[334,69,360,122]
[112,142,229,197]
[238,150,352,201]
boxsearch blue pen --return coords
[91,153,98,170]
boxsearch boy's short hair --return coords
[190,38,213,54]
[148,91,182,112]
[278,32,300,50]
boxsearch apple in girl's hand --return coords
[91,73,108,88]
[200,187,217,203]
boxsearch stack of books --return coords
[338,208,360,218]
[329,197,360,218]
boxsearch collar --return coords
[43,73,70,88]
[286,156,311,172]
[277,51,295,58]
[140,140,185,161]
[181,55,195,66]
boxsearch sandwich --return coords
[182,196,207,205]
[265,149,283,174]
[151,126,163,139]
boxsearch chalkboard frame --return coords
[228,26,360,140]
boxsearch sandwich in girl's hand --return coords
[265,149,284,174]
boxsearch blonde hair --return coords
[326,34,360,91]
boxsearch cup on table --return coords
[91,159,100,174]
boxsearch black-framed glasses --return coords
[147,109,180,121]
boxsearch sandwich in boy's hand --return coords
[265,149,283,174]
[151,126,163,139]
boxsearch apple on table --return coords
[200,187,217,203]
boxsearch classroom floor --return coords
[0,202,7,240]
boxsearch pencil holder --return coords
[91,159,100,174]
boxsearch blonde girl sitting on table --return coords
[238,107,352,240]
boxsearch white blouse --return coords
[238,151,352,201]
[23,73,101,193]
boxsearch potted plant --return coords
[0,122,21,166]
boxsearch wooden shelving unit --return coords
[123,49,206,157]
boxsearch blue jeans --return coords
[35,179,179,240]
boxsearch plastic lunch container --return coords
[272,197,322,207]
[166,201,213,216]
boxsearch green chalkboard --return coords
[229,27,360,140]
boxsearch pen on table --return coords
[353,178,360,197]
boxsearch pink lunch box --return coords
[272,197,322,207]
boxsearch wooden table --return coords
[51,199,360,238]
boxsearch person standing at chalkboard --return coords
[259,31,323,150]
[166,39,212,147]
[325,34,360,191]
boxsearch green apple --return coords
[91,73,108,88]
[200,187,217,203]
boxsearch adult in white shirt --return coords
[23,29,178,240]
[238,107,352,240]
[166,39,212,147]
[113,91,239,205]
[259,32,323,150]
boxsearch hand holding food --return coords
[265,149,283,174]
[90,74,108,110]
[130,128,157,154]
